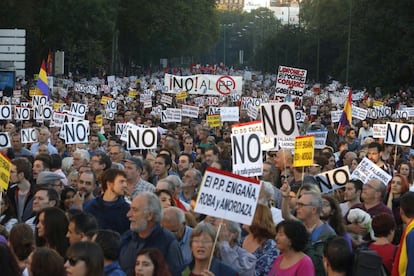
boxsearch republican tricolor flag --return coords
[36,60,49,98]
[337,88,352,136]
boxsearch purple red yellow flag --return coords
[36,60,49,98]
[337,88,352,136]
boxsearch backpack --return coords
[353,249,388,276]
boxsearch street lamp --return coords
[221,23,233,67]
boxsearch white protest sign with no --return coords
[127,127,158,150]
[194,167,261,225]
[384,122,413,146]
[231,132,263,177]
[260,102,299,139]
[63,121,90,145]
[350,157,392,185]
[232,121,275,151]
[20,128,38,144]
[0,132,11,148]
[315,166,350,193]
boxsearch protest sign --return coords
[331,110,343,123]
[373,124,387,138]
[164,74,243,96]
[260,102,299,139]
[21,128,38,144]
[181,104,199,118]
[293,135,314,167]
[220,107,239,122]
[384,122,413,146]
[232,121,275,151]
[14,107,31,120]
[231,132,263,177]
[207,115,221,127]
[70,102,87,120]
[275,66,307,103]
[127,127,158,150]
[120,122,138,142]
[0,152,11,190]
[306,130,328,149]
[315,166,350,193]
[115,123,126,136]
[350,157,392,185]
[352,106,368,120]
[247,105,258,120]
[194,167,261,225]
[62,121,90,145]
[0,132,11,149]
[0,105,12,120]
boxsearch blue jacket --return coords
[120,223,184,276]
[84,196,130,235]
[180,257,238,276]
[104,261,126,276]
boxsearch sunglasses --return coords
[66,257,82,266]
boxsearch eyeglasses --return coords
[268,153,277,158]
[296,202,314,208]
[281,174,291,179]
[192,239,213,245]
[66,257,82,266]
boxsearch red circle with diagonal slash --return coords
[216,75,236,95]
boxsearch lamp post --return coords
[345,0,352,86]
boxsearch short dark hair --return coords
[12,157,32,180]
[276,220,308,252]
[372,212,396,237]
[50,154,62,170]
[93,229,121,261]
[179,152,194,163]
[35,187,59,206]
[34,154,52,170]
[323,236,353,273]
[100,168,126,192]
[205,145,219,156]
[156,153,172,167]
[69,213,98,235]
[94,153,112,171]
[368,141,383,152]
[348,179,363,192]
[400,191,414,218]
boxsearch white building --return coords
[243,0,301,26]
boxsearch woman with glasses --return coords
[180,222,237,276]
[64,241,104,276]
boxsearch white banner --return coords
[127,127,158,150]
[384,122,414,146]
[331,110,343,123]
[220,107,239,122]
[373,124,387,138]
[20,128,38,144]
[194,167,261,225]
[306,130,328,149]
[181,104,199,118]
[62,121,90,145]
[352,105,368,120]
[260,102,299,139]
[164,74,243,96]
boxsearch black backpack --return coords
[352,249,388,276]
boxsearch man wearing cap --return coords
[124,157,155,199]
[36,171,65,196]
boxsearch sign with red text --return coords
[194,167,261,225]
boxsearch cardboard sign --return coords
[260,102,299,139]
[70,102,87,120]
[32,95,48,107]
[231,132,263,177]
[351,157,392,185]
[14,107,31,120]
[95,114,103,127]
[0,152,11,190]
[331,110,343,123]
[115,123,126,136]
[100,96,113,105]
[293,135,315,167]
[0,105,12,120]
[127,127,158,150]
[207,114,221,127]
[384,122,414,146]
[315,166,351,193]
[352,105,368,120]
[105,100,117,112]
[33,105,53,121]
[194,167,261,225]
[275,66,307,103]
[120,122,138,142]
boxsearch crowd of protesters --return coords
[0,69,414,276]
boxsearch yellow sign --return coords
[29,89,42,97]
[100,96,113,105]
[128,90,138,98]
[95,114,103,127]
[373,100,383,107]
[0,153,11,191]
[176,91,187,100]
[293,135,315,167]
[207,114,221,128]
[53,103,66,111]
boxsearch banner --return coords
[194,167,261,225]
[164,74,243,96]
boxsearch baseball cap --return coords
[124,157,143,170]
[36,171,64,186]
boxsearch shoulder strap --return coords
[310,223,326,242]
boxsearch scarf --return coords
[392,218,414,276]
